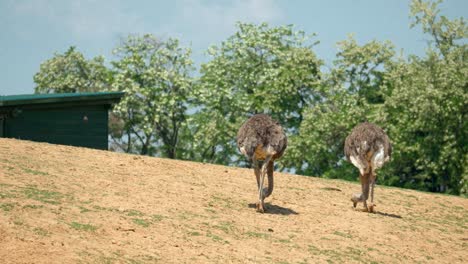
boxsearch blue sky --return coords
[0,0,466,95]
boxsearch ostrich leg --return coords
[361,173,370,211]
[257,155,272,213]
[368,171,377,213]
[253,158,260,189]
[264,160,274,197]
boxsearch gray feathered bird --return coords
[344,122,392,212]
[237,114,287,213]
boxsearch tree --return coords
[410,0,467,59]
[332,36,395,104]
[34,46,111,93]
[381,0,467,194]
[186,22,322,165]
[111,34,194,158]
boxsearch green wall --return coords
[4,105,109,150]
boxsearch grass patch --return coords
[177,210,207,220]
[23,204,44,209]
[210,194,237,209]
[0,193,16,199]
[23,186,62,205]
[137,254,160,262]
[79,251,120,264]
[405,194,418,199]
[205,208,216,214]
[346,247,364,258]
[33,227,50,236]
[69,222,97,232]
[207,232,228,244]
[308,245,368,262]
[125,209,144,217]
[23,168,48,176]
[92,205,119,213]
[188,231,201,236]
[308,245,321,255]
[151,214,165,222]
[0,186,18,199]
[13,219,24,226]
[98,255,118,264]
[0,203,15,212]
[213,221,234,234]
[78,206,92,213]
[132,218,150,227]
[79,250,160,264]
[333,231,352,239]
[245,231,270,239]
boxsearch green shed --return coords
[0,92,124,150]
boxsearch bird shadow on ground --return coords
[248,203,299,215]
[374,211,403,219]
[353,206,403,219]
[353,207,403,219]
[320,187,342,192]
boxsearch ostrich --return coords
[344,122,391,213]
[237,114,287,213]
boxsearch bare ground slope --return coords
[0,138,467,263]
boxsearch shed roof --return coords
[0,92,124,107]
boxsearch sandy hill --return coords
[0,138,466,263]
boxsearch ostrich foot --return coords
[256,201,265,213]
[367,203,376,213]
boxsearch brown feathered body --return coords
[344,122,392,175]
[237,114,287,161]
[237,114,287,213]
[344,122,391,212]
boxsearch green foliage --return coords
[187,22,322,164]
[376,0,467,194]
[111,34,194,157]
[382,43,467,194]
[332,36,395,104]
[34,46,111,93]
[410,0,467,58]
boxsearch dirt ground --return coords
[0,138,467,263]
